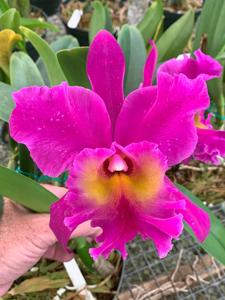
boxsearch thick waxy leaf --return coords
[178,184,225,266]
[21,17,59,32]
[118,25,146,95]
[20,26,66,86]
[89,1,113,43]
[50,35,79,51]
[104,5,113,33]
[0,165,57,212]
[36,35,79,85]
[10,51,44,90]
[137,0,163,45]
[57,47,90,88]
[193,0,225,57]
[0,82,14,122]
[0,8,20,32]
[156,10,194,62]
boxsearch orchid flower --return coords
[9,30,210,259]
[143,41,225,165]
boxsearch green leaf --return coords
[104,5,113,33]
[20,26,66,86]
[0,8,20,32]
[8,0,30,17]
[21,17,59,32]
[0,82,14,122]
[177,184,225,266]
[118,25,146,95]
[10,51,44,90]
[156,10,194,62]
[0,0,10,13]
[216,52,225,61]
[57,47,90,88]
[36,35,79,85]
[137,0,163,45]
[50,35,79,51]
[193,0,225,56]
[89,1,108,43]
[0,165,57,212]
[75,237,94,271]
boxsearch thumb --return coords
[44,243,73,262]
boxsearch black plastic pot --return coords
[64,24,89,46]
[164,8,202,30]
[60,0,90,46]
[26,6,48,61]
[30,0,61,16]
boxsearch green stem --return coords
[75,237,95,271]
[216,94,225,127]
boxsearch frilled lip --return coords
[50,141,210,260]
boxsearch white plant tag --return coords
[67,9,83,29]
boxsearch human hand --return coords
[0,184,100,296]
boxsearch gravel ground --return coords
[127,0,149,25]
[46,15,66,42]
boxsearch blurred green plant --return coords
[0,1,58,33]
[8,0,30,17]
[193,0,225,126]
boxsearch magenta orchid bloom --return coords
[9,31,210,260]
[144,42,225,165]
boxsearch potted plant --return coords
[163,0,204,29]
[60,0,129,46]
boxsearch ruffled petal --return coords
[87,30,125,127]
[50,191,98,249]
[9,82,112,177]
[142,227,173,259]
[158,49,222,81]
[194,128,225,164]
[116,72,210,166]
[143,40,158,87]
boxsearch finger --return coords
[44,243,73,262]
[41,184,67,198]
[0,282,13,297]
[71,221,102,240]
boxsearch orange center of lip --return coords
[194,113,208,129]
[76,154,164,206]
